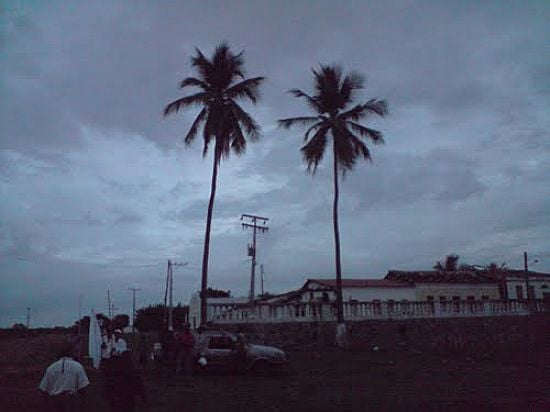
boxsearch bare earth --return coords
[0,332,548,411]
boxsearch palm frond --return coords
[230,124,247,155]
[278,116,321,129]
[347,121,384,144]
[183,107,208,145]
[300,126,330,174]
[191,47,212,83]
[231,102,260,140]
[288,89,320,112]
[340,71,364,103]
[226,77,265,103]
[363,99,388,117]
[179,77,210,91]
[163,92,209,116]
[201,110,217,157]
[303,120,327,142]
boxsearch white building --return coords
[503,272,550,300]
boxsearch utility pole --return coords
[107,290,112,319]
[26,307,30,329]
[128,287,141,334]
[164,259,187,331]
[78,295,82,336]
[260,264,265,296]
[524,251,530,303]
[241,214,269,302]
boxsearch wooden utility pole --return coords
[26,307,30,329]
[241,214,269,302]
[524,251,530,302]
[260,264,265,296]
[78,295,82,335]
[107,290,112,319]
[164,259,187,331]
[128,287,141,334]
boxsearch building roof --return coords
[385,268,550,284]
[305,278,414,288]
[385,270,496,284]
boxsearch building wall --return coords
[415,283,499,301]
[506,277,550,299]
[341,287,416,302]
[305,281,416,302]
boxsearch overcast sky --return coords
[1,1,548,327]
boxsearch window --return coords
[481,295,489,301]
[452,296,460,301]
[527,286,535,300]
[439,296,447,302]
[541,285,548,289]
[516,285,524,300]
[427,296,434,302]
[309,292,314,300]
[466,296,475,301]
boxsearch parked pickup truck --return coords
[196,330,288,374]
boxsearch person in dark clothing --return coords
[175,323,196,376]
[103,351,147,412]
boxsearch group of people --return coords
[38,326,147,412]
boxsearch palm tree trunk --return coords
[332,145,344,323]
[200,148,219,325]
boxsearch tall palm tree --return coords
[279,65,388,323]
[164,43,264,325]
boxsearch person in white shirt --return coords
[111,329,127,356]
[39,342,90,411]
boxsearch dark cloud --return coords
[1,0,549,326]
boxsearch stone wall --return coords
[219,314,550,362]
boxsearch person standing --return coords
[175,323,196,376]
[103,351,147,412]
[38,342,90,412]
[111,329,127,356]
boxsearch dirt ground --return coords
[0,331,548,411]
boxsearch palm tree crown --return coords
[279,65,387,173]
[164,42,265,162]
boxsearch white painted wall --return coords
[303,281,416,302]
[506,277,550,299]
[415,283,500,301]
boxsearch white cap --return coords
[114,329,122,334]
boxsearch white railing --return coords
[207,299,546,324]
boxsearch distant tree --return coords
[279,65,388,323]
[73,315,90,334]
[112,314,130,330]
[485,262,507,273]
[12,323,27,330]
[164,42,265,325]
[205,287,231,298]
[96,313,111,332]
[434,254,460,271]
[134,304,189,332]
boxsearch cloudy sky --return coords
[1,1,548,327]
